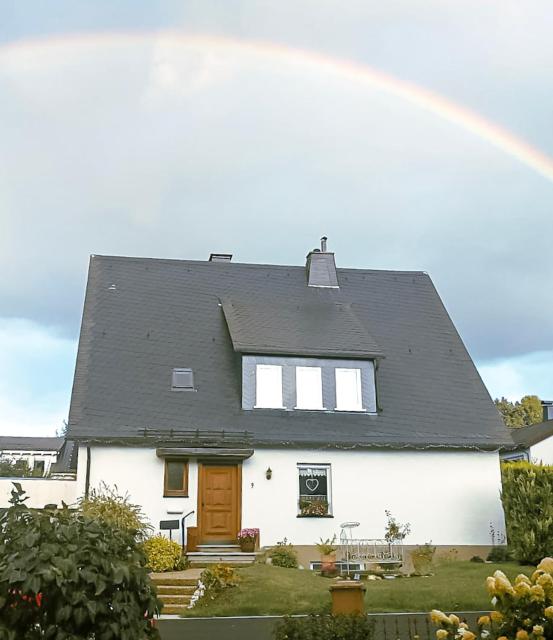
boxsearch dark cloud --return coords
[0,33,552,363]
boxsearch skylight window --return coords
[335,368,363,411]
[255,364,283,408]
[172,368,194,390]
[295,366,324,410]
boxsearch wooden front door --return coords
[198,464,241,543]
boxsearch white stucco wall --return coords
[0,477,81,509]
[81,445,505,547]
[530,437,553,465]
[79,446,198,537]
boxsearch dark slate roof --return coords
[0,437,64,452]
[50,440,78,473]
[221,299,383,358]
[67,254,512,449]
[507,420,553,449]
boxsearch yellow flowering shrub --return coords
[431,558,553,640]
[142,535,186,572]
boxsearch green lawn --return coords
[182,561,534,618]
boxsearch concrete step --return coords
[197,544,241,553]
[156,585,196,596]
[159,594,192,606]
[150,576,198,587]
[162,604,190,615]
[187,551,256,565]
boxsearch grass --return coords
[181,561,534,618]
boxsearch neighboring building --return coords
[67,241,512,563]
[501,401,553,463]
[0,437,80,510]
[0,437,65,476]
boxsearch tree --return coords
[0,483,161,639]
[494,395,542,427]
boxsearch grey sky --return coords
[1,1,552,435]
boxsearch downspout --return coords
[84,446,91,499]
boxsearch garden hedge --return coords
[501,461,553,565]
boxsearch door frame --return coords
[197,462,242,544]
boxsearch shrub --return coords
[275,614,375,640]
[410,542,436,575]
[501,461,553,565]
[487,546,512,563]
[431,557,553,640]
[200,564,239,595]
[470,555,485,563]
[142,535,186,573]
[384,509,411,543]
[80,483,152,540]
[0,459,39,478]
[0,483,160,639]
[270,538,298,568]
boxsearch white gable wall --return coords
[530,437,553,465]
[79,445,504,547]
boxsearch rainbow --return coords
[2,31,553,183]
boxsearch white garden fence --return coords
[339,521,403,573]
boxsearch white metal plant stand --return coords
[339,522,404,574]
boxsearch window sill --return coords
[254,405,286,410]
[163,494,189,498]
[297,514,334,518]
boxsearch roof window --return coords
[172,368,194,391]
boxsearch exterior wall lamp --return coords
[265,467,272,480]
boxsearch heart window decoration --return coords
[305,478,319,492]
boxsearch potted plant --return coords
[237,528,259,552]
[299,498,329,517]
[316,535,337,576]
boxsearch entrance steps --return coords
[150,570,201,615]
[188,544,257,566]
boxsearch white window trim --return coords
[295,366,324,410]
[297,463,332,516]
[335,367,364,412]
[254,364,285,409]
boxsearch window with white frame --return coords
[335,368,363,411]
[295,366,323,410]
[298,464,331,516]
[255,364,284,408]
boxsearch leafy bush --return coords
[501,461,553,564]
[470,555,485,563]
[142,535,186,573]
[0,459,39,478]
[410,542,436,575]
[80,482,152,540]
[200,564,239,595]
[270,538,298,568]
[431,557,553,640]
[275,614,375,640]
[384,509,411,543]
[0,483,160,639]
[487,546,512,563]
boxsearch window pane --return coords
[296,367,323,409]
[335,368,363,411]
[298,465,330,516]
[255,365,283,408]
[166,461,185,491]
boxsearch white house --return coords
[0,437,80,510]
[67,241,511,565]
[500,402,553,464]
